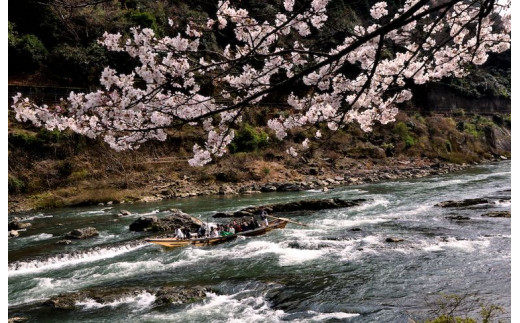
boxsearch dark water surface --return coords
[8,161,511,322]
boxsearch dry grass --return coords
[8,111,510,212]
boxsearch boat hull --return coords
[237,219,288,237]
[145,219,288,248]
[145,235,237,248]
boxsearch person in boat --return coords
[183,227,191,239]
[210,226,219,238]
[251,216,259,229]
[220,225,233,237]
[260,209,269,226]
[233,220,242,233]
[197,225,206,238]
[175,227,185,239]
[228,224,235,234]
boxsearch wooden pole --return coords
[266,215,308,227]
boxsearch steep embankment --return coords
[8,110,510,214]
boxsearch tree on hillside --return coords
[12,0,511,166]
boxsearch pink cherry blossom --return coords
[11,0,510,166]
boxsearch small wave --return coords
[489,199,511,206]
[392,204,431,217]
[316,218,388,229]
[140,210,160,216]
[350,197,390,212]
[17,214,53,221]
[20,233,54,242]
[79,210,106,215]
[304,310,360,321]
[76,291,156,312]
[417,236,490,253]
[8,242,147,276]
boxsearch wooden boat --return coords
[145,218,288,248]
[237,218,288,237]
[144,234,237,248]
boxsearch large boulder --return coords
[155,210,203,233]
[43,292,81,309]
[129,216,159,232]
[154,286,208,305]
[276,183,302,192]
[129,210,202,232]
[65,227,99,239]
[213,198,366,218]
[218,185,237,195]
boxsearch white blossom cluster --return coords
[12,0,511,166]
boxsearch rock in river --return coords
[8,230,19,238]
[434,198,488,208]
[445,215,471,221]
[65,227,99,239]
[481,211,510,218]
[213,198,366,218]
[385,237,404,243]
[129,216,159,231]
[43,286,210,310]
[8,217,32,231]
[129,209,203,232]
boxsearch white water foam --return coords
[15,214,54,221]
[141,291,360,323]
[9,261,170,306]
[316,218,389,230]
[76,291,156,312]
[20,233,54,242]
[141,291,285,322]
[490,199,511,206]
[8,243,148,276]
[402,236,491,253]
[350,197,390,212]
[303,310,360,321]
[392,204,432,218]
[172,239,325,267]
[79,210,106,215]
[139,209,160,216]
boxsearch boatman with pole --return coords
[260,209,268,227]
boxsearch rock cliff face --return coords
[413,83,510,114]
[484,125,511,152]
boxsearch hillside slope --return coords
[8,109,510,213]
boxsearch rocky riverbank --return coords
[92,157,511,205]
[7,156,509,215]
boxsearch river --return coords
[8,161,511,322]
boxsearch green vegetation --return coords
[8,175,26,194]
[421,294,505,323]
[127,11,159,33]
[393,122,415,148]
[9,22,48,72]
[229,124,270,153]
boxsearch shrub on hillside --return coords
[8,175,26,194]
[229,124,269,153]
[393,122,415,148]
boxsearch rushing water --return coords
[8,161,511,322]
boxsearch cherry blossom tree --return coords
[12,0,511,166]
